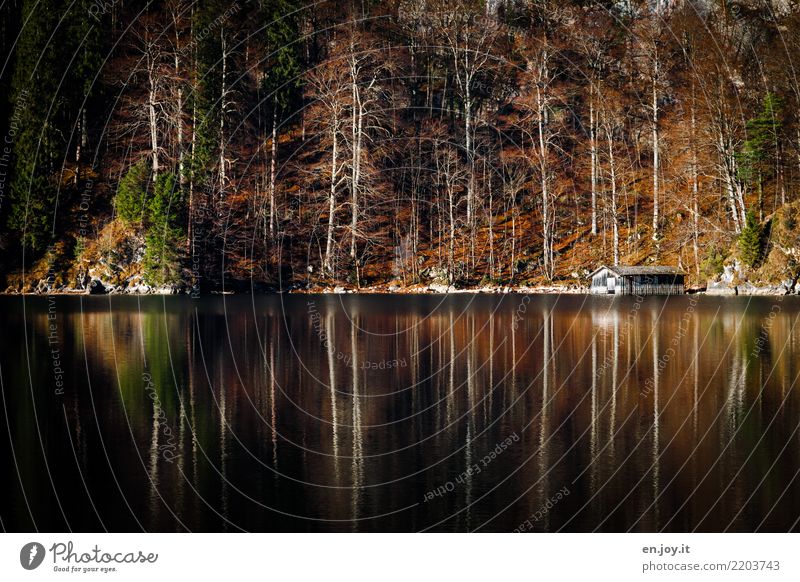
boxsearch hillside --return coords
[1,1,799,294]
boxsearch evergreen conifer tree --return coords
[738,210,763,269]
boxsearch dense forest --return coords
[2,0,800,293]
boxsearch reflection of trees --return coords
[13,296,800,531]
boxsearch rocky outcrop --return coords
[706,259,795,295]
[705,280,736,295]
[428,283,455,293]
[706,279,794,295]
[736,282,786,295]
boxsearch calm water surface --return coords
[2,294,799,532]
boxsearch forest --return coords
[1,0,800,293]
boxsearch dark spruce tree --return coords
[64,0,107,178]
[737,93,783,221]
[191,0,242,288]
[7,0,64,254]
[738,210,763,269]
[261,0,303,242]
[6,0,106,260]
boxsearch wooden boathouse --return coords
[589,265,685,295]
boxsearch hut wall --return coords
[590,271,609,294]
[625,274,684,295]
[590,269,684,295]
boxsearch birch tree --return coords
[517,45,561,280]
[435,142,467,284]
[306,44,350,275]
[600,102,623,265]
[432,1,499,231]
[634,15,671,241]
[343,32,388,285]
[132,24,168,180]
[261,0,302,239]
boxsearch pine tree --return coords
[261,0,302,238]
[115,161,150,224]
[143,172,185,285]
[0,1,19,144]
[5,0,105,254]
[192,0,236,196]
[189,1,246,287]
[738,93,782,218]
[738,210,763,269]
[262,0,302,117]
[6,0,64,252]
[65,0,106,172]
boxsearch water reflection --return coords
[2,294,800,532]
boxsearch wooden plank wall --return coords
[625,275,684,295]
[590,272,685,295]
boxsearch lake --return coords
[1,293,799,532]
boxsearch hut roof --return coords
[588,265,686,278]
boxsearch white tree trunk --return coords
[324,120,338,274]
[269,105,277,237]
[536,79,553,280]
[717,124,744,232]
[606,126,619,265]
[219,29,227,193]
[171,5,185,189]
[691,95,700,276]
[465,86,473,226]
[175,52,185,187]
[189,74,196,251]
[448,180,456,285]
[652,74,659,241]
[590,91,597,236]
[148,63,159,179]
[350,74,359,268]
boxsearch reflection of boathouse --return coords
[589,265,685,295]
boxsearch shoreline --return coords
[1,284,795,297]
